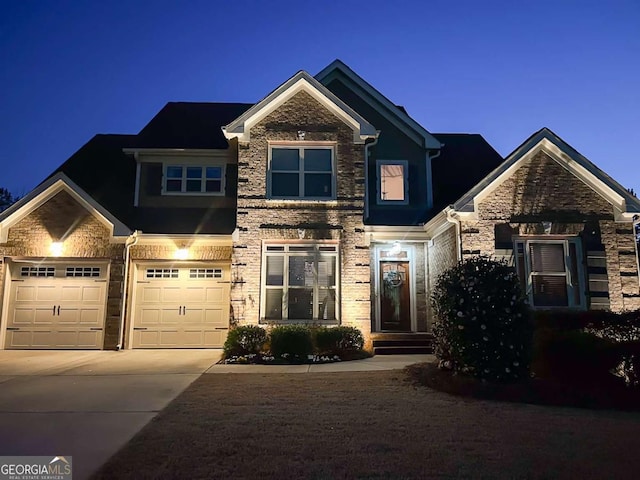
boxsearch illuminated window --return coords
[261,243,339,323]
[514,238,584,308]
[163,165,224,195]
[377,160,408,204]
[268,145,335,199]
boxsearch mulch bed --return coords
[406,362,640,411]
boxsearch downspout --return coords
[116,230,139,350]
[426,148,442,209]
[446,207,463,261]
[364,133,380,221]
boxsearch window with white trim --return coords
[163,165,224,195]
[377,160,408,204]
[268,145,335,199]
[514,238,584,308]
[262,243,338,322]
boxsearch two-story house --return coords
[0,60,638,351]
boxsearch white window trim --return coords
[260,242,340,323]
[376,159,409,205]
[161,163,226,196]
[514,237,586,309]
[267,143,337,200]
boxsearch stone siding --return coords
[0,190,125,349]
[427,226,458,329]
[461,150,640,312]
[232,90,371,342]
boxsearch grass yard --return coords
[93,371,640,479]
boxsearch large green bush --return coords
[314,326,364,355]
[223,325,268,357]
[431,256,532,382]
[269,325,314,359]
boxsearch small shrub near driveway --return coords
[431,256,532,382]
[223,325,268,357]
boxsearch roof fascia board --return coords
[0,172,131,243]
[422,210,451,238]
[123,148,222,156]
[133,233,233,247]
[223,71,377,144]
[316,60,442,149]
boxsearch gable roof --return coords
[136,102,252,149]
[0,171,132,242]
[316,59,442,150]
[223,70,377,144]
[453,127,640,220]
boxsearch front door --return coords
[379,261,411,331]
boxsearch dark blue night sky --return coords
[1,0,638,196]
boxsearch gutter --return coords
[364,133,380,221]
[426,147,442,209]
[116,230,139,350]
[445,207,463,261]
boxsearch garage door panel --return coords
[205,287,225,303]
[5,262,107,349]
[15,285,36,302]
[132,264,230,348]
[140,286,161,303]
[35,286,58,302]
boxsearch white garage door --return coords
[132,264,230,348]
[4,262,107,349]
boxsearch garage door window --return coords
[21,266,55,277]
[66,267,101,277]
[189,268,222,279]
[146,268,179,279]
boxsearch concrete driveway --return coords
[0,349,223,480]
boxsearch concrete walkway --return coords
[0,350,431,479]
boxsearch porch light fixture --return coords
[389,242,402,257]
[542,221,553,235]
[50,241,64,257]
[297,130,306,141]
[175,248,189,260]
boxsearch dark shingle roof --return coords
[431,133,504,213]
[136,102,253,149]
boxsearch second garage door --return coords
[132,264,230,348]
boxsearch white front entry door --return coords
[4,262,107,349]
[131,264,230,348]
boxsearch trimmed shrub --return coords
[269,325,314,359]
[314,326,364,355]
[431,256,532,382]
[223,325,268,357]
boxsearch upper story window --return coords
[514,238,585,309]
[268,145,335,200]
[377,160,408,204]
[163,165,225,195]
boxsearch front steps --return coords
[371,332,434,355]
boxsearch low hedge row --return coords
[223,324,365,361]
[532,310,640,388]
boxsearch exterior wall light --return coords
[174,248,189,260]
[389,242,402,256]
[542,221,553,235]
[50,241,64,257]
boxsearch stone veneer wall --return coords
[0,191,126,349]
[460,150,640,312]
[231,90,371,342]
[427,225,458,329]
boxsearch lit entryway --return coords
[4,261,107,349]
[131,264,230,348]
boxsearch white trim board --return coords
[0,173,131,243]
[223,71,377,145]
